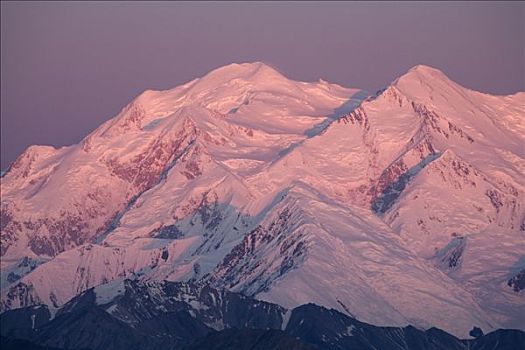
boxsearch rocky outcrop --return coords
[507,269,525,293]
[207,207,308,296]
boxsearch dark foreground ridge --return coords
[1,280,523,350]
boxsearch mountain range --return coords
[1,62,524,347]
[2,279,524,350]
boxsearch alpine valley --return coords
[1,62,524,349]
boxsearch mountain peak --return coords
[217,61,272,72]
[407,64,443,74]
[175,61,294,107]
[197,61,287,85]
[385,64,462,103]
[395,64,449,86]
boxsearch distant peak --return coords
[396,64,449,84]
[385,64,460,102]
[408,64,443,74]
[182,61,293,99]
[187,61,289,92]
[205,61,284,79]
[231,61,269,69]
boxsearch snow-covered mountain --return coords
[1,62,524,338]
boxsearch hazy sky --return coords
[1,1,524,169]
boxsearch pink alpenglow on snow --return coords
[1,63,524,343]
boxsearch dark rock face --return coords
[435,236,467,272]
[507,268,525,292]
[1,280,285,350]
[0,305,51,340]
[183,329,319,350]
[284,304,525,350]
[1,282,41,312]
[1,203,23,257]
[105,121,196,192]
[0,336,66,350]
[486,189,504,213]
[470,326,484,338]
[207,207,308,295]
[338,107,370,130]
[284,304,466,350]
[469,329,525,350]
[371,153,439,214]
[6,272,21,283]
[1,280,524,350]
[150,224,183,239]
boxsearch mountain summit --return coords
[1,63,524,338]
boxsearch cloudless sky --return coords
[1,1,524,169]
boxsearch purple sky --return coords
[1,2,524,170]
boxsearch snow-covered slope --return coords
[1,62,524,338]
[0,62,359,261]
[206,184,495,335]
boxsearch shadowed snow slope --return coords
[1,63,524,338]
